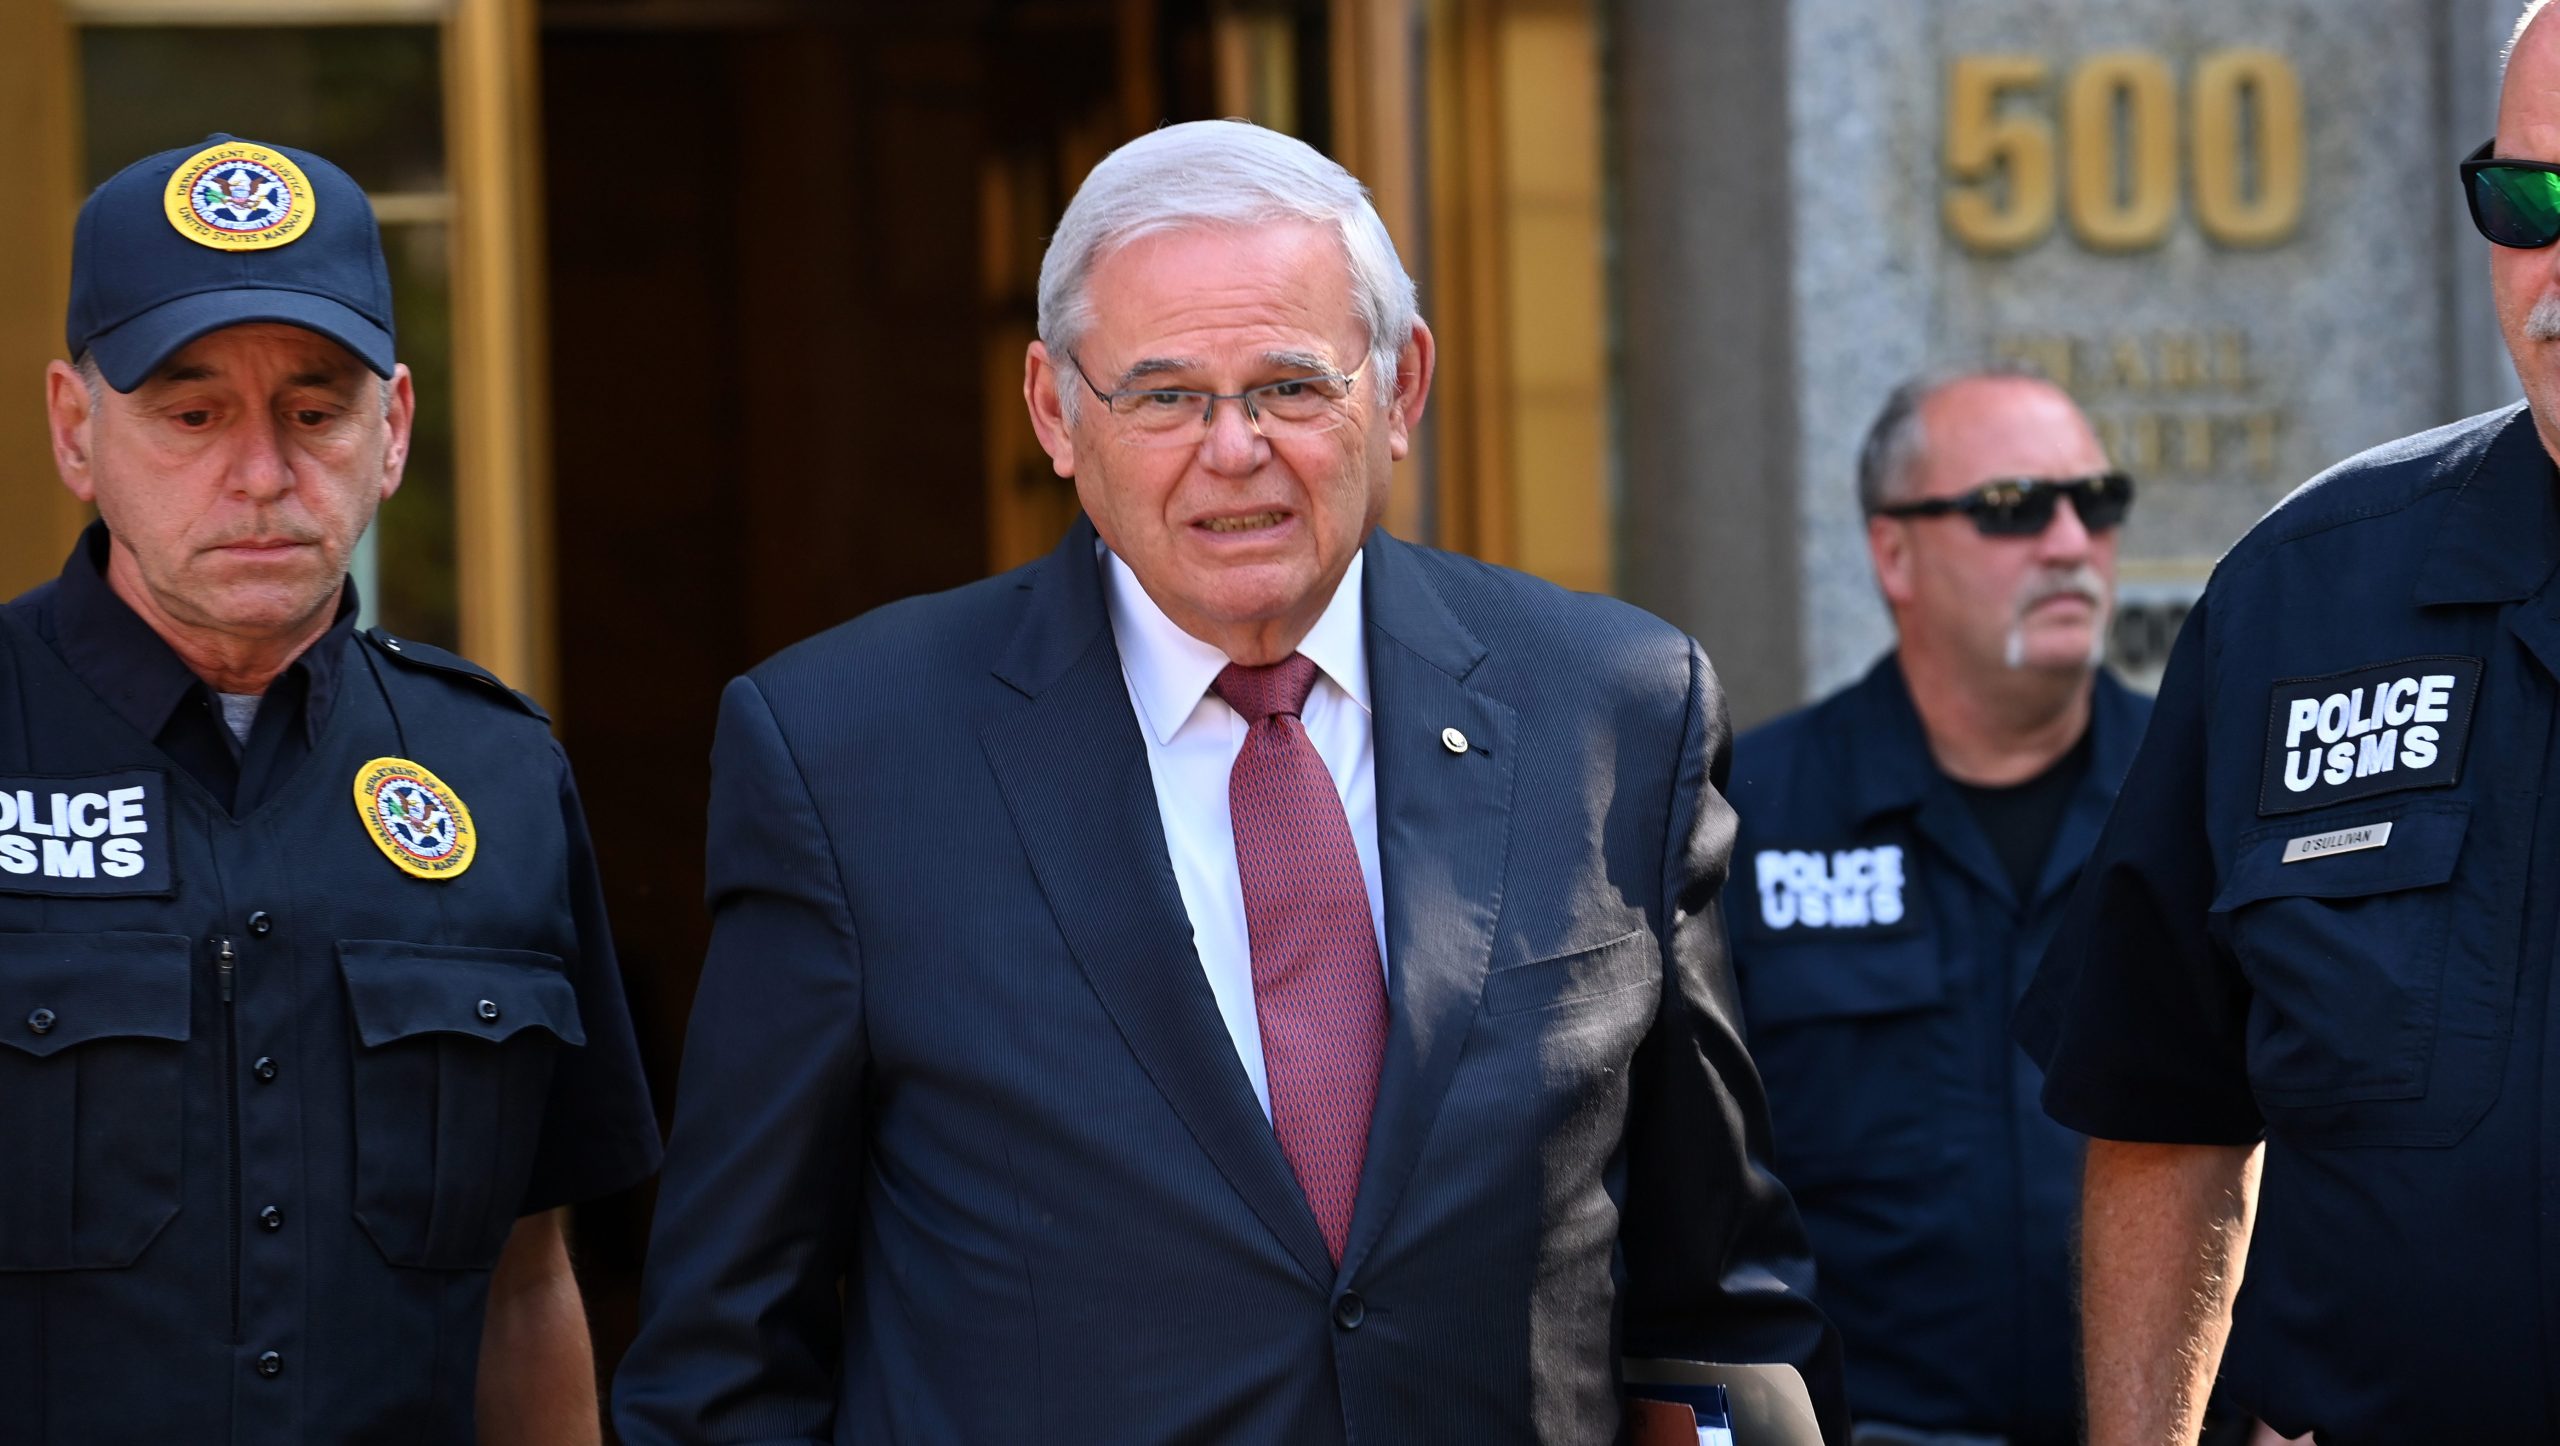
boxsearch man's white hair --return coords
[1035,119,1417,416]
[2512,0,2553,68]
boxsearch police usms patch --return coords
[353,757,477,880]
[1746,838,1923,937]
[162,141,316,252]
[2260,656,2481,815]
[0,770,171,896]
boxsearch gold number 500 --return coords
[1943,48,2303,254]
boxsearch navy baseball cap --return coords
[67,134,395,392]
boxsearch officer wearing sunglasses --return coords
[1726,368,2146,1446]
[2019,5,2560,1442]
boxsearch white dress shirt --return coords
[1102,545,1386,1118]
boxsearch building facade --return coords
[0,0,2535,1412]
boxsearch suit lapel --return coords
[1339,532,1518,1278]
[979,520,1335,1286]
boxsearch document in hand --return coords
[1627,1388,1735,1446]
[1623,1359,1823,1446]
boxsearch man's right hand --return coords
[2080,1137,2263,1446]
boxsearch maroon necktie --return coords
[1213,654,1388,1265]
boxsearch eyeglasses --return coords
[2462,140,2560,248]
[1069,354,1369,447]
[1869,472,2135,537]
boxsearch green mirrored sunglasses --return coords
[2463,139,2560,248]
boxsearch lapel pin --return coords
[1441,726,1469,754]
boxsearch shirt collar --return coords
[1101,542,1371,745]
[48,520,359,747]
[2412,402,2560,607]
[1838,651,2140,824]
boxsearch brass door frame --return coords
[1425,0,1610,595]
[0,0,92,594]
[445,0,554,703]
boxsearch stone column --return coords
[1611,0,1806,730]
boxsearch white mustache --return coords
[2529,295,2560,343]
[2005,566,2112,670]
[2014,566,2107,618]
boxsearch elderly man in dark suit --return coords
[613,118,1843,1446]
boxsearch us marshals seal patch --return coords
[163,142,316,251]
[353,758,476,879]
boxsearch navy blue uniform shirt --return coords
[2018,403,2560,1443]
[1730,655,2146,1445]
[0,524,660,1442]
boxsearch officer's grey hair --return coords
[2512,0,2554,68]
[72,348,392,416]
[1036,119,1417,420]
[1855,363,2057,513]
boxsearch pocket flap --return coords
[1740,932,1942,1029]
[0,931,191,1058]
[339,941,585,1049]
[1483,929,1655,1015]
[2213,799,2468,912]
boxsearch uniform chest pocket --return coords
[2212,799,2512,1147]
[1738,933,1948,1182]
[339,941,586,1270]
[0,932,190,1271]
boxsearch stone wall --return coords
[1618,0,2528,717]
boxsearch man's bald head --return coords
[2514,0,2555,70]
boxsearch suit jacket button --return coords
[1332,1293,1365,1331]
[256,1351,283,1378]
[26,1008,54,1036]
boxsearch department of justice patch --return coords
[2259,655,2481,815]
[163,142,316,251]
[353,758,476,880]
[0,770,172,896]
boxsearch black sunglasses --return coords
[1870,472,2135,537]
[2462,139,2560,248]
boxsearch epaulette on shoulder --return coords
[362,627,551,722]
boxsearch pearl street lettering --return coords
[1755,845,1908,931]
[2259,656,2480,816]
[0,770,172,896]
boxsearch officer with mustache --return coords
[1726,369,2146,1446]
[2017,4,2560,1439]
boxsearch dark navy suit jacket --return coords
[613,519,1845,1445]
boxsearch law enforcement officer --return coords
[1726,371,2144,1446]
[2015,6,2560,1441]
[0,136,660,1442]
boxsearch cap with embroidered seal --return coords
[67,134,395,393]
